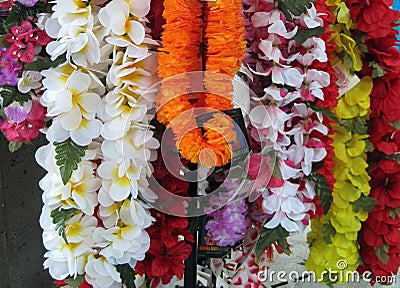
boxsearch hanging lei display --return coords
[0,0,400,287]
[156,0,246,168]
[306,0,374,283]
[36,0,160,287]
[347,0,400,284]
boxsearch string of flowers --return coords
[156,0,246,168]
[244,0,331,234]
[346,0,400,283]
[305,0,374,283]
[35,0,160,287]
[135,148,194,288]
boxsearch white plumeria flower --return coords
[18,71,42,93]
[249,63,303,88]
[97,159,147,201]
[43,70,102,145]
[43,213,97,280]
[94,199,152,268]
[98,0,146,45]
[263,181,307,232]
[40,161,101,215]
[85,255,122,288]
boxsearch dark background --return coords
[0,135,53,288]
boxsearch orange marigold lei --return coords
[156,0,246,167]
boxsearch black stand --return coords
[184,164,199,287]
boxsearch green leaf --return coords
[5,2,36,29]
[50,208,76,244]
[352,195,377,213]
[276,0,315,22]
[0,85,30,106]
[321,222,336,244]
[54,138,87,185]
[8,141,23,153]
[389,207,400,219]
[310,104,345,127]
[308,172,332,214]
[365,139,374,153]
[272,158,283,179]
[375,244,389,264]
[292,27,325,45]
[255,225,289,259]
[25,54,67,71]
[345,117,368,135]
[389,120,400,130]
[116,264,136,288]
[65,275,85,288]
[369,61,386,78]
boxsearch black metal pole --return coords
[184,163,199,288]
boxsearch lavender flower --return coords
[206,198,250,247]
[4,102,30,123]
[16,0,39,7]
[0,52,23,86]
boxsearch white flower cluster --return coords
[36,0,158,287]
[247,3,330,233]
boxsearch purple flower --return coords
[0,52,23,86]
[4,102,30,123]
[16,0,39,7]
[206,198,250,247]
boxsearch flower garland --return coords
[305,0,374,283]
[346,0,400,283]
[156,0,246,167]
[35,0,160,287]
[135,150,194,287]
[244,0,331,234]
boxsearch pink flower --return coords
[0,101,46,142]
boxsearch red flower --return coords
[139,240,192,288]
[369,119,400,155]
[366,36,400,74]
[6,20,51,63]
[347,0,400,39]
[0,0,14,10]
[370,74,400,122]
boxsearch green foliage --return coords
[255,225,290,259]
[8,141,23,153]
[25,54,67,71]
[65,275,85,288]
[345,117,368,135]
[54,138,87,185]
[389,207,400,219]
[369,61,386,78]
[292,27,325,45]
[310,104,345,127]
[0,85,31,107]
[276,0,315,22]
[374,244,389,264]
[50,208,76,244]
[321,222,336,244]
[116,264,136,288]
[353,195,377,213]
[2,2,52,32]
[389,120,400,130]
[308,172,332,214]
